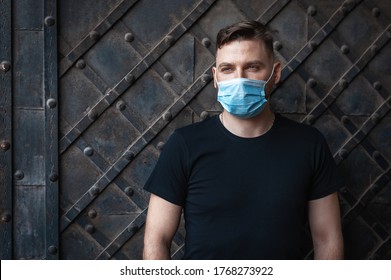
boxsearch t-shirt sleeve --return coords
[308,131,344,200]
[144,131,189,206]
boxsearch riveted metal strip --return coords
[172,244,185,260]
[60,65,214,232]
[59,0,140,77]
[358,168,391,209]
[369,237,391,260]
[75,213,111,250]
[113,176,148,210]
[59,0,217,154]
[0,0,13,260]
[334,96,391,165]
[44,0,59,260]
[303,25,391,126]
[77,63,110,94]
[95,210,146,259]
[257,0,292,24]
[342,168,391,240]
[280,0,363,82]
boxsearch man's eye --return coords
[221,67,232,72]
[247,65,260,71]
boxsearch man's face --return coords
[212,39,281,96]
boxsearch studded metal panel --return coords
[1,0,390,260]
[0,0,59,260]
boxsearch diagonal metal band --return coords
[60,65,214,233]
[60,0,217,154]
[59,0,140,77]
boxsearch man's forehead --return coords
[215,42,272,66]
[215,38,271,59]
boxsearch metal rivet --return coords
[339,78,348,89]
[85,224,95,233]
[371,113,380,123]
[124,32,134,42]
[44,16,55,26]
[47,246,58,255]
[307,78,317,88]
[339,7,348,16]
[84,147,94,156]
[201,73,211,83]
[372,151,381,159]
[371,45,378,54]
[49,173,58,182]
[163,111,172,121]
[306,115,315,125]
[307,5,317,16]
[88,110,98,121]
[341,44,350,54]
[89,31,100,41]
[14,170,24,180]
[76,59,86,69]
[89,186,100,196]
[124,187,134,196]
[124,151,135,161]
[125,74,135,84]
[1,141,10,151]
[273,41,282,51]
[0,61,11,72]
[373,81,382,90]
[88,209,97,219]
[157,142,165,151]
[46,98,57,109]
[116,101,126,111]
[200,111,209,120]
[309,41,317,50]
[127,225,138,233]
[339,149,348,159]
[341,116,350,125]
[372,7,380,17]
[1,212,11,223]
[163,72,173,82]
[165,35,175,46]
[202,38,211,48]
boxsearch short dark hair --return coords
[216,20,274,56]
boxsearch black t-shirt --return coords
[144,114,342,259]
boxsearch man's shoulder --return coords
[175,115,218,138]
[276,114,324,141]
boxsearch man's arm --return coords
[143,194,182,260]
[308,192,344,259]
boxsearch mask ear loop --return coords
[265,63,276,100]
[265,64,275,84]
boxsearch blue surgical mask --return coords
[217,66,275,119]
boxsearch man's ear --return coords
[273,61,282,85]
[212,66,217,88]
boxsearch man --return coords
[143,20,344,260]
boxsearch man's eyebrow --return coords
[217,60,266,68]
[217,62,234,68]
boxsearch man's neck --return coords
[220,106,275,138]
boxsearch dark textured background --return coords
[0,0,390,259]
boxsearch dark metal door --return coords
[1,0,390,259]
